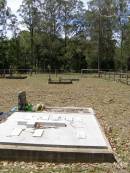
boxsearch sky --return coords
[7,0,22,14]
[7,0,88,37]
[7,0,88,14]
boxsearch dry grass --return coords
[0,74,130,173]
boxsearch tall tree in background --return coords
[59,0,83,48]
[0,0,129,71]
[117,0,128,71]
[57,0,86,69]
[87,0,117,70]
[37,0,62,70]
[0,0,11,68]
[40,0,61,36]
[18,0,40,68]
[0,0,7,38]
[8,14,20,67]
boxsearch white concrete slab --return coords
[0,110,108,149]
[11,128,23,136]
[33,129,44,137]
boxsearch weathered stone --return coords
[18,91,27,111]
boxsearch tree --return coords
[116,0,128,71]
[86,0,117,70]
[18,0,40,68]
[0,0,126,71]
[0,0,11,68]
[8,14,20,67]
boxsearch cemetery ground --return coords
[0,74,130,173]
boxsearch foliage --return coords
[0,0,130,71]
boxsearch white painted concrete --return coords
[33,129,44,137]
[0,109,108,149]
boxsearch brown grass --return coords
[0,74,130,173]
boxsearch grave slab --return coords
[0,107,115,162]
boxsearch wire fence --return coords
[0,68,130,85]
[98,71,130,85]
[80,69,130,85]
[0,69,33,78]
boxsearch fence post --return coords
[105,71,106,79]
[126,73,128,85]
[55,69,57,77]
[119,72,121,82]
[109,72,110,79]
[81,69,83,78]
[98,71,100,78]
[114,72,116,81]
[3,69,5,78]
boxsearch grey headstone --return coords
[18,91,27,111]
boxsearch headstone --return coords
[18,91,27,111]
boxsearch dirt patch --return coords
[0,74,130,173]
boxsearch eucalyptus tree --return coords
[66,0,87,39]
[8,14,20,67]
[39,0,61,37]
[115,0,128,71]
[0,0,11,68]
[59,0,80,47]
[18,0,41,68]
[0,0,7,38]
[87,0,117,70]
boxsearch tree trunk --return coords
[30,26,34,68]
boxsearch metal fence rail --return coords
[98,71,130,85]
[0,69,33,78]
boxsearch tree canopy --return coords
[0,0,130,71]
